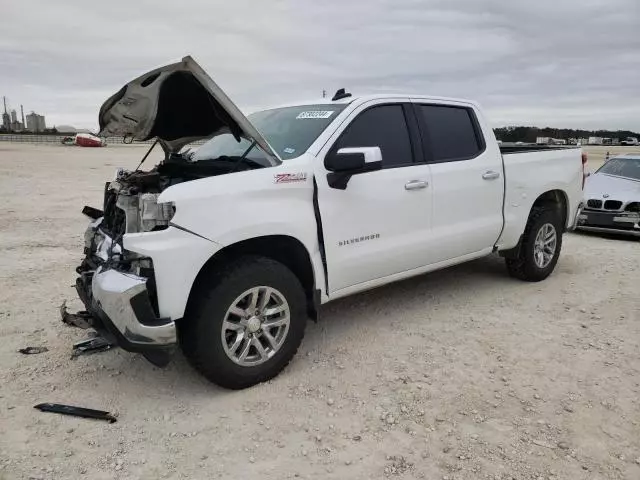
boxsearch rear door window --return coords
[417,105,483,162]
[332,105,413,168]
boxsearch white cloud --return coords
[2,0,639,130]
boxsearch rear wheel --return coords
[180,256,307,389]
[505,206,563,282]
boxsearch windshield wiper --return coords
[203,152,263,170]
[189,140,265,170]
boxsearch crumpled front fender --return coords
[124,226,223,320]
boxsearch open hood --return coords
[98,56,280,164]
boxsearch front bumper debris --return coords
[71,335,114,359]
[71,267,176,367]
[60,300,92,329]
[91,268,177,347]
[70,219,177,367]
[34,403,117,423]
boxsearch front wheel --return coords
[180,256,307,389]
[505,207,563,282]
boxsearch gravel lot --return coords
[1,143,639,480]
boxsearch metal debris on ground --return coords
[18,346,49,355]
[60,300,92,329]
[34,403,117,423]
[71,336,114,359]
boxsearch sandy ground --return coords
[0,143,639,480]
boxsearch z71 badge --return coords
[274,173,308,184]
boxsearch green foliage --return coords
[494,126,640,143]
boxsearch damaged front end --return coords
[72,169,178,367]
[67,55,280,367]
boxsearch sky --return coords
[2,0,639,131]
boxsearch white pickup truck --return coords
[71,56,585,389]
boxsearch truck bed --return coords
[496,146,584,250]
[499,144,580,154]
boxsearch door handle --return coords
[482,171,501,180]
[405,180,428,190]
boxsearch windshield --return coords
[597,157,640,181]
[192,104,346,163]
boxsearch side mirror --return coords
[325,147,382,190]
[325,147,382,172]
[325,150,365,172]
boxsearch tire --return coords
[505,206,563,282]
[180,256,307,389]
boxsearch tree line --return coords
[494,126,640,143]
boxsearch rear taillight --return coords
[581,152,588,189]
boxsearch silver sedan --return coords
[577,154,640,237]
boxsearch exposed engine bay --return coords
[99,152,261,240]
[73,150,265,346]
[77,150,263,285]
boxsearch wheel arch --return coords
[531,189,569,230]
[186,235,320,322]
[501,189,568,259]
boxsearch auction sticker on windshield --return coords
[296,111,335,119]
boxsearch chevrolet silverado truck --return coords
[71,56,585,389]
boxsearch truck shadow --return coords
[301,254,510,351]
[106,248,590,397]
[127,254,511,393]
[98,247,590,398]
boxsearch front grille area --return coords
[604,200,623,210]
[587,199,602,209]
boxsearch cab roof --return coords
[250,93,479,114]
